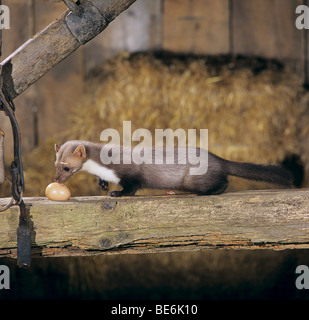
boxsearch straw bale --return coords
[2,53,307,197]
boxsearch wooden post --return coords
[0,0,137,100]
[1,189,309,259]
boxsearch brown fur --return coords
[54,140,292,197]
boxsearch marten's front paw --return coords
[109,190,123,197]
[98,178,109,191]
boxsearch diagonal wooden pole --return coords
[0,0,137,100]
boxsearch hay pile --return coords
[15,53,309,196]
[69,54,304,161]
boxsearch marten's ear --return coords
[55,144,60,153]
[72,145,86,159]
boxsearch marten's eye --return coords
[64,166,70,172]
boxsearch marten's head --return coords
[54,142,86,183]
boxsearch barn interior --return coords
[0,0,309,300]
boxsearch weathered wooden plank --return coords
[0,0,138,100]
[84,0,162,74]
[0,189,309,258]
[1,12,79,100]
[163,0,229,55]
[33,1,83,145]
[232,0,303,72]
[0,0,37,154]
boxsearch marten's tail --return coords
[225,160,292,187]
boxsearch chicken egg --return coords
[45,182,71,201]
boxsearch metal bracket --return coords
[63,0,108,45]
[62,0,81,15]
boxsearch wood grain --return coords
[233,0,303,70]
[0,0,137,100]
[1,189,309,258]
[84,0,162,74]
[163,0,229,55]
[0,0,38,153]
[0,0,306,157]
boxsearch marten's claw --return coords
[98,178,109,191]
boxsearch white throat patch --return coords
[81,159,120,185]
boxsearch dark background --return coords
[1,250,309,300]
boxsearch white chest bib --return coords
[81,159,120,185]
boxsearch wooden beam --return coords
[0,0,137,100]
[1,189,309,258]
